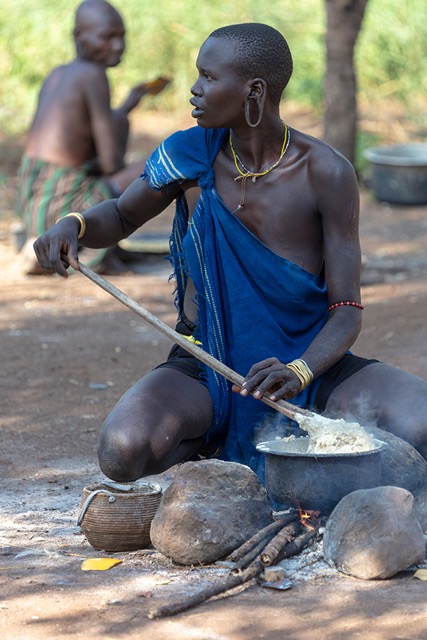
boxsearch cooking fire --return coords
[148,508,325,619]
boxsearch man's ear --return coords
[248,78,267,99]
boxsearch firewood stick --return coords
[276,527,319,562]
[260,521,300,566]
[226,512,299,563]
[231,536,274,574]
[147,560,262,619]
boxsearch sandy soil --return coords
[1,118,427,639]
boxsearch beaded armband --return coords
[328,301,364,312]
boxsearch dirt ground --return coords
[1,114,427,639]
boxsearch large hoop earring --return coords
[244,95,264,128]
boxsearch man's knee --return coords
[96,370,213,480]
[97,426,149,482]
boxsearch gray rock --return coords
[150,459,272,565]
[367,426,427,531]
[368,426,427,495]
[414,488,427,533]
[323,486,426,579]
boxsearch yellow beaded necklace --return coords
[229,122,290,183]
[229,123,290,212]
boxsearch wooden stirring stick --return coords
[78,262,313,423]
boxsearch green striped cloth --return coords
[18,155,114,267]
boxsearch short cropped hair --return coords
[209,23,293,104]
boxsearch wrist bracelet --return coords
[285,358,313,391]
[57,212,86,239]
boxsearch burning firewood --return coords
[147,515,321,619]
[274,510,323,563]
[231,536,276,573]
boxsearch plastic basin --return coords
[364,143,427,205]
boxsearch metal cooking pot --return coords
[256,437,388,514]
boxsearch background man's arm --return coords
[84,67,123,175]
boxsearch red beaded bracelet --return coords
[328,301,364,312]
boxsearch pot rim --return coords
[256,437,388,458]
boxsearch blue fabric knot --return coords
[198,168,215,190]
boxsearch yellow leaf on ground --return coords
[413,569,427,581]
[81,558,122,571]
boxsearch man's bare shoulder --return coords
[63,59,108,87]
[40,60,107,97]
[291,127,355,176]
[288,128,359,217]
[26,58,111,164]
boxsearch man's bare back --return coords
[26,60,115,169]
[24,0,170,181]
[18,0,169,274]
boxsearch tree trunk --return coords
[323,0,369,165]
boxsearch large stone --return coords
[323,486,426,579]
[150,459,272,565]
[368,426,427,495]
[414,488,427,534]
[367,426,427,531]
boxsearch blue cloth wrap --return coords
[143,126,330,477]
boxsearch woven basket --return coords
[78,481,162,552]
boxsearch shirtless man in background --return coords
[18,0,168,273]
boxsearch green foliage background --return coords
[0,0,426,135]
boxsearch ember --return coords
[297,503,320,531]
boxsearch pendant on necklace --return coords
[251,176,257,183]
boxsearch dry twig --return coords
[227,512,299,563]
[147,561,261,619]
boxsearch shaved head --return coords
[75,0,123,30]
[73,0,125,65]
[208,23,293,104]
